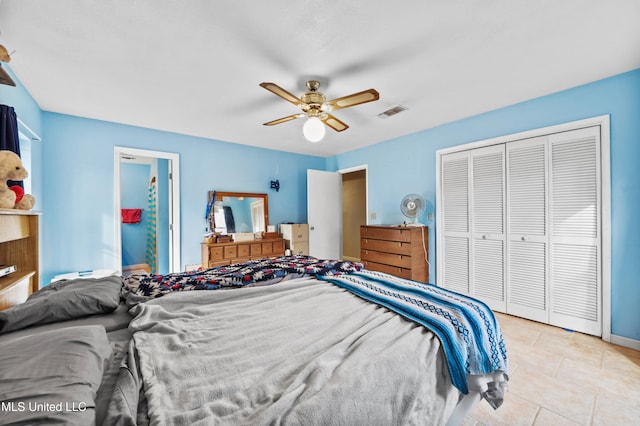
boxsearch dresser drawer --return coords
[287,240,308,255]
[273,239,284,253]
[361,238,412,255]
[223,245,237,258]
[362,260,412,280]
[279,224,309,243]
[360,249,412,269]
[262,242,274,255]
[250,243,262,256]
[361,226,413,243]
[237,244,250,258]
[208,260,230,268]
[208,246,224,261]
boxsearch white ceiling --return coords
[1,1,639,157]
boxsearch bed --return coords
[0,255,508,425]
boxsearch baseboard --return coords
[610,334,640,351]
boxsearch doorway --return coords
[341,168,367,261]
[114,147,181,274]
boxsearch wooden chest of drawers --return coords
[279,224,309,255]
[360,225,429,283]
[201,238,285,269]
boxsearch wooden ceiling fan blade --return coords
[263,113,304,126]
[321,114,349,132]
[325,88,379,111]
[259,82,302,106]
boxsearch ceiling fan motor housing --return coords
[301,81,326,116]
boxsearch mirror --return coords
[207,191,268,235]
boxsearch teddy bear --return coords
[0,150,35,210]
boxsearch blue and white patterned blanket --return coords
[318,269,509,396]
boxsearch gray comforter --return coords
[108,277,460,425]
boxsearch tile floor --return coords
[465,312,640,425]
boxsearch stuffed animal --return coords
[0,150,35,210]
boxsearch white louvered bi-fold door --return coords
[506,136,549,323]
[548,127,601,336]
[441,151,470,294]
[470,145,506,311]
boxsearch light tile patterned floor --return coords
[465,313,640,425]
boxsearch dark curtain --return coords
[0,104,23,188]
[223,206,236,233]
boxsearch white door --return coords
[506,136,549,323]
[307,169,341,259]
[548,127,601,336]
[470,145,506,311]
[440,151,471,294]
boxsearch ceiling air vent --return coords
[377,105,407,119]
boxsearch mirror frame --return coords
[207,191,269,234]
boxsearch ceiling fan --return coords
[259,80,379,142]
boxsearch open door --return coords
[114,147,181,274]
[307,169,341,259]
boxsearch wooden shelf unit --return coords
[360,225,429,283]
[0,210,40,310]
[201,237,285,269]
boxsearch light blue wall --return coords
[330,68,640,341]
[40,113,325,283]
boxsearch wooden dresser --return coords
[279,224,309,255]
[0,210,40,310]
[360,225,429,283]
[201,237,285,269]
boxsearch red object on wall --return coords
[121,208,142,224]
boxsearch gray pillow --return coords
[0,325,112,425]
[0,275,123,334]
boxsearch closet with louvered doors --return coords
[439,125,603,336]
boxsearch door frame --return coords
[338,164,369,224]
[339,164,369,262]
[114,146,181,273]
[436,115,611,341]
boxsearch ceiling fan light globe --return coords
[303,117,325,142]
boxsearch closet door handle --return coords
[482,234,489,239]
[521,236,527,241]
